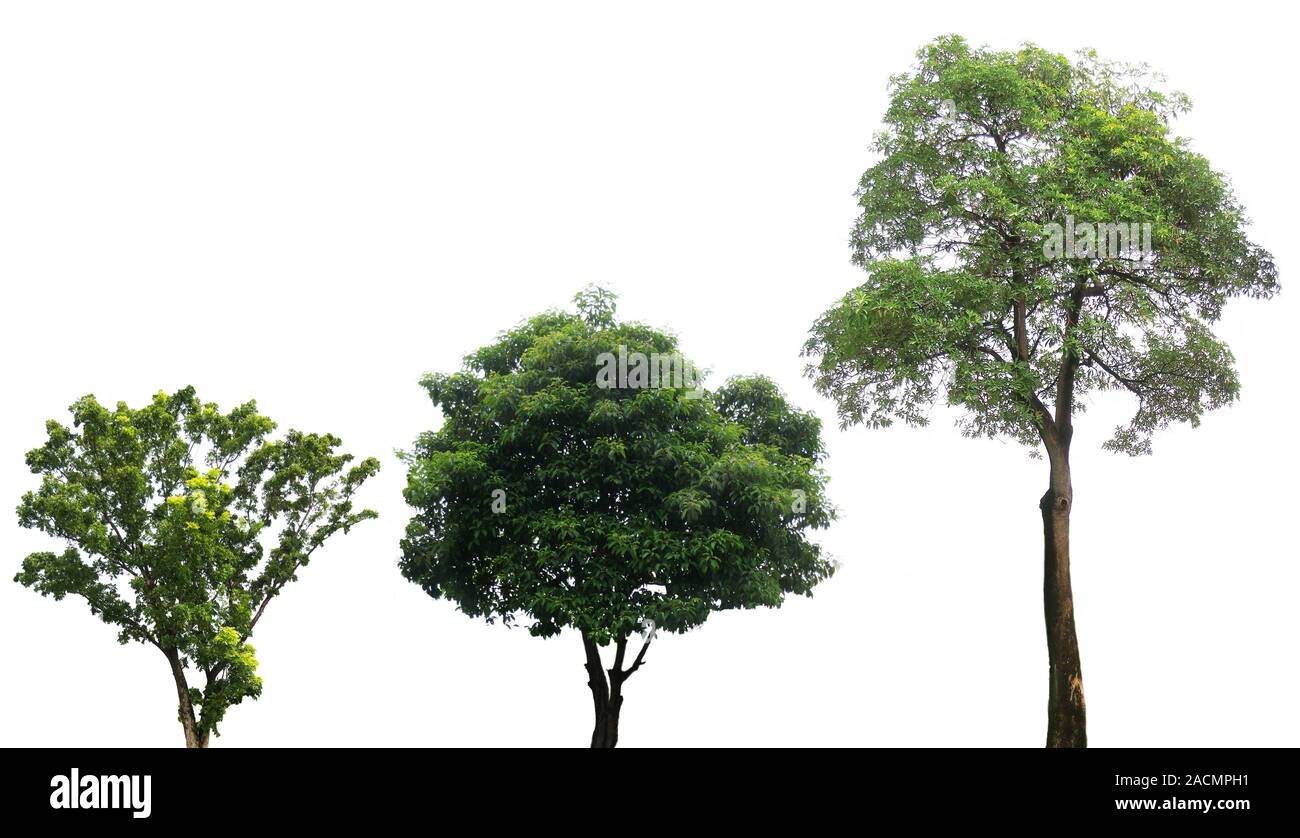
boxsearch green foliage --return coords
[805,35,1277,454]
[15,387,380,740]
[401,288,834,646]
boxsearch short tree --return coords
[401,288,834,747]
[16,387,380,747]
[804,37,1277,747]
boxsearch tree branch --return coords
[1082,347,1143,396]
[620,635,652,680]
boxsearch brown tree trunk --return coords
[583,634,624,748]
[164,648,207,749]
[1041,442,1086,748]
[581,632,648,748]
[591,694,623,748]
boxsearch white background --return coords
[1,1,1295,748]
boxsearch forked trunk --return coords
[1041,444,1086,748]
[584,633,639,748]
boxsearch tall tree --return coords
[16,387,380,747]
[804,36,1277,747]
[401,288,834,747]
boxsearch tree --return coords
[15,387,380,747]
[400,288,835,747]
[804,36,1277,747]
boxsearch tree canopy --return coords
[805,35,1277,455]
[400,288,835,647]
[16,387,380,744]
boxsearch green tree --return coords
[16,387,380,747]
[804,36,1277,747]
[401,288,835,747]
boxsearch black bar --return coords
[0,748,1281,824]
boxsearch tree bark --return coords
[1041,440,1086,748]
[591,693,623,749]
[583,634,622,748]
[164,648,207,749]
[583,632,650,748]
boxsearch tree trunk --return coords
[164,648,207,749]
[583,633,626,748]
[591,694,623,748]
[1041,444,1086,748]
